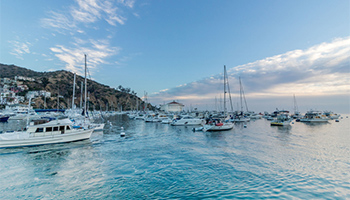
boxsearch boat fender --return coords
[215,123,223,126]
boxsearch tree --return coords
[42,77,49,88]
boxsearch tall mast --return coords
[224,65,234,113]
[80,81,83,109]
[224,65,227,115]
[293,94,299,114]
[239,77,243,113]
[72,73,76,109]
[239,77,249,112]
[84,54,87,119]
[57,86,59,111]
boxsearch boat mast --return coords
[80,81,83,109]
[224,65,227,116]
[72,73,76,109]
[84,54,87,121]
[239,77,243,113]
[224,65,234,113]
[293,94,299,114]
[239,77,249,113]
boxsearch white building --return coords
[15,76,35,82]
[26,90,51,99]
[160,101,185,112]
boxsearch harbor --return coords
[0,112,349,199]
[1,0,349,199]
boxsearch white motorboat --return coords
[300,110,329,123]
[155,114,170,123]
[161,117,172,124]
[0,118,94,148]
[230,114,250,122]
[144,114,155,122]
[171,115,204,126]
[323,111,340,120]
[203,121,234,132]
[270,113,292,126]
[134,113,146,120]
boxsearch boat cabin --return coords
[26,119,74,137]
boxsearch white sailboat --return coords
[203,65,234,132]
[68,55,105,131]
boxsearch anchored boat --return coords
[0,118,94,148]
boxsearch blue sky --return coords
[0,0,349,113]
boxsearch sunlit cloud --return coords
[50,39,121,75]
[151,37,350,108]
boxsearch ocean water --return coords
[0,115,349,199]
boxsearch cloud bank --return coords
[151,37,350,111]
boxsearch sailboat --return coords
[66,55,105,131]
[203,65,234,132]
[230,77,250,122]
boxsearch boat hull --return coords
[171,120,204,126]
[270,121,291,126]
[0,129,94,148]
[299,119,328,123]
[0,116,10,122]
[203,123,234,131]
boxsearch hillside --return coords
[0,63,148,111]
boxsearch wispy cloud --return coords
[41,11,77,33]
[50,39,121,75]
[8,40,31,59]
[41,0,132,32]
[151,37,350,107]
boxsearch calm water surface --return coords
[0,115,349,199]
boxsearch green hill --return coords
[0,63,148,111]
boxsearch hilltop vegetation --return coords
[0,63,148,111]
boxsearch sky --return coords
[0,0,349,113]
